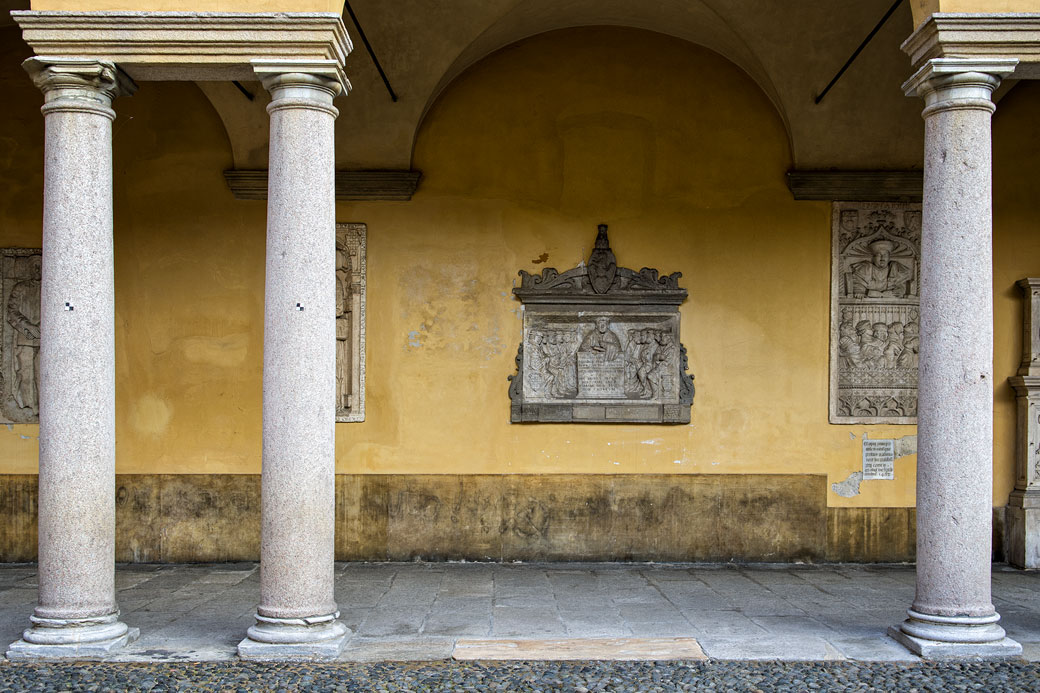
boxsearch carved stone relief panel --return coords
[509,225,694,424]
[0,248,41,424]
[336,223,366,423]
[829,202,921,424]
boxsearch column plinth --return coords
[6,57,137,660]
[238,60,349,661]
[888,58,1021,659]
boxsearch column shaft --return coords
[7,58,137,659]
[890,57,1020,658]
[239,61,349,660]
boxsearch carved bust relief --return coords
[509,225,694,424]
[830,203,921,424]
[336,223,366,423]
[0,248,41,424]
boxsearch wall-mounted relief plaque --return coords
[830,202,921,424]
[508,225,694,423]
[0,248,41,424]
[336,223,366,423]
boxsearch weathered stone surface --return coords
[336,223,365,423]
[826,507,915,562]
[0,475,37,562]
[0,249,41,424]
[509,225,693,424]
[379,474,826,563]
[115,475,260,564]
[452,637,706,661]
[0,473,936,563]
[240,62,346,661]
[1007,278,1040,568]
[893,57,1019,659]
[12,11,353,83]
[12,56,137,658]
[829,202,921,424]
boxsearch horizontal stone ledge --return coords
[224,169,422,201]
[11,11,352,82]
[785,170,923,202]
[903,13,1040,78]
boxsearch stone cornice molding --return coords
[903,58,1018,114]
[224,169,423,201]
[786,171,923,202]
[11,11,352,82]
[902,13,1040,79]
[23,57,137,119]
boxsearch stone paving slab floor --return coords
[0,562,1038,664]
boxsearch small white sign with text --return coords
[862,438,895,480]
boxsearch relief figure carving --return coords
[624,328,675,399]
[837,317,919,372]
[579,317,621,361]
[533,330,577,398]
[830,203,920,424]
[335,223,366,422]
[336,240,352,413]
[848,239,913,298]
[7,256,40,416]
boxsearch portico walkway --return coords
[2,563,1038,663]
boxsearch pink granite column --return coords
[890,57,1021,658]
[6,58,137,659]
[238,60,350,660]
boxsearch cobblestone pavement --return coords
[1,660,1040,691]
[1,562,1039,663]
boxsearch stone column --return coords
[1008,277,1040,568]
[890,57,1021,658]
[6,58,137,659]
[238,60,350,660]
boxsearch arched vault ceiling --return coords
[202,0,926,171]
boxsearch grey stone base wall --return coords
[0,473,981,564]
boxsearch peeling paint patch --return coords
[407,330,422,348]
[640,439,660,445]
[894,435,917,458]
[673,459,682,464]
[848,432,856,440]
[832,471,863,498]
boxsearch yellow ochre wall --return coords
[0,27,1035,513]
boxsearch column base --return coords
[1006,501,1040,569]
[888,609,1022,659]
[238,611,349,661]
[6,613,139,660]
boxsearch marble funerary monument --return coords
[509,225,694,424]
[830,202,922,424]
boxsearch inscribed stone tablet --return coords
[862,439,895,480]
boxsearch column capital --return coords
[23,57,136,119]
[252,59,349,118]
[903,57,1018,116]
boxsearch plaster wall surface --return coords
[0,27,1034,527]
